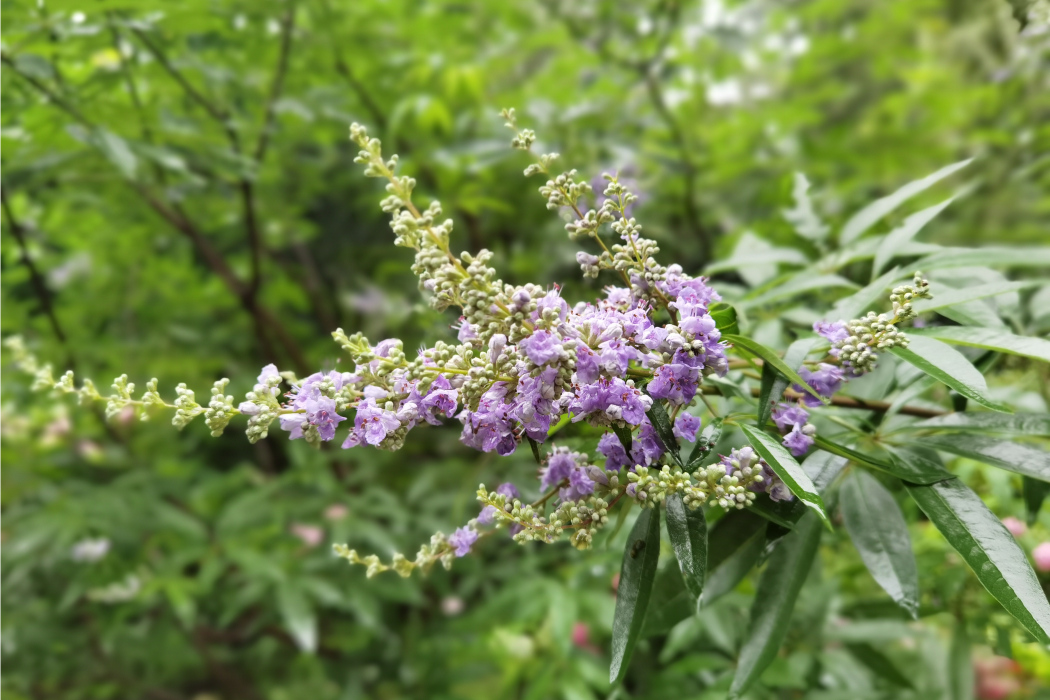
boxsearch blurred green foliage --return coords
[2,0,1049,698]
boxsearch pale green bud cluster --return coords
[333,530,463,578]
[627,462,762,510]
[203,379,236,437]
[475,484,615,550]
[835,272,932,374]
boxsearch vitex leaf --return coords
[915,246,1050,272]
[829,266,904,321]
[950,621,975,700]
[1022,477,1050,525]
[611,423,633,457]
[709,302,740,336]
[702,510,767,607]
[910,326,1050,364]
[840,470,919,618]
[912,281,1034,315]
[643,393,682,466]
[610,507,661,683]
[687,417,723,470]
[757,337,819,429]
[741,424,829,526]
[892,412,1050,437]
[724,334,825,404]
[872,196,956,278]
[665,493,707,600]
[812,436,952,484]
[728,511,823,698]
[890,335,1012,413]
[916,433,1050,482]
[906,479,1050,643]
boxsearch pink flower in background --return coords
[291,524,324,548]
[975,656,1022,700]
[324,504,349,521]
[441,596,464,616]
[1032,542,1050,572]
[1002,517,1026,537]
[571,622,599,654]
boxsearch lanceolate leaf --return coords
[894,412,1050,436]
[665,493,707,600]
[812,436,952,484]
[610,507,661,683]
[644,396,682,466]
[840,470,919,618]
[906,479,1050,643]
[909,326,1050,364]
[916,434,1050,482]
[839,158,972,244]
[829,266,903,321]
[728,512,823,698]
[702,521,766,607]
[1023,477,1050,525]
[872,196,956,278]
[724,334,825,403]
[890,335,1012,413]
[915,246,1050,271]
[950,621,975,700]
[687,417,723,469]
[611,423,633,457]
[709,302,740,336]
[741,425,829,526]
[757,337,819,429]
[912,281,1034,316]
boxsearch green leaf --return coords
[906,479,1050,643]
[741,424,829,525]
[839,159,972,244]
[547,412,572,436]
[757,337,819,428]
[702,511,767,606]
[828,266,904,321]
[909,326,1050,364]
[709,302,739,336]
[724,334,825,404]
[912,281,1034,315]
[705,249,808,275]
[527,436,541,463]
[890,336,1011,413]
[740,274,857,309]
[844,643,915,690]
[665,493,707,600]
[611,423,633,457]
[728,511,823,698]
[872,196,956,278]
[915,246,1050,271]
[640,566,694,637]
[277,583,318,653]
[812,436,952,484]
[915,434,1050,482]
[950,621,975,700]
[749,494,807,530]
[644,395,682,466]
[894,412,1050,436]
[610,507,661,683]
[1022,477,1050,525]
[782,172,830,241]
[687,417,723,470]
[839,470,919,618]
[97,130,139,180]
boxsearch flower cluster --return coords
[5,112,932,579]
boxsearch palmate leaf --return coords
[890,335,1011,413]
[906,479,1050,643]
[914,434,1050,482]
[610,507,661,684]
[909,326,1050,364]
[723,334,825,404]
[741,425,829,526]
[839,470,920,618]
[665,493,707,600]
[728,511,823,698]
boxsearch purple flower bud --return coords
[673,413,702,442]
[519,330,561,365]
[782,424,814,457]
[448,527,479,557]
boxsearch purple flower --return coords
[534,289,569,323]
[648,362,699,406]
[772,404,809,432]
[636,419,666,463]
[562,466,596,501]
[345,398,400,447]
[575,346,600,384]
[674,413,702,442]
[421,375,459,425]
[456,318,479,342]
[519,330,562,365]
[306,396,345,441]
[459,384,518,455]
[448,527,479,557]
[598,432,635,471]
[577,251,600,267]
[541,450,577,491]
[782,424,813,457]
[797,363,844,406]
[814,320,849,346]
[570,377,652,425]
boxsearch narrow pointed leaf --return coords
[839,159,971,244]
[758,337,819,429]
[724,334,825,403]
[915,246,1050,271]
[890,335,1011,413]
[728,512,823,698]
[910,326,1050,364]
[610,507,661,683]
[917,434,1050,482]
[872,196,956,278]
[741,424,829,525]
[665,493,707,600]
[611,423,633,456]
[895,412,1050,436]
[845,644,915,689]
[812,436,951,484]
[741,274,857,309]
[950,621,975,700]
[782,172,829,241]
[709,302,739,335]
[702,511,767,606]
[840,470,919,618]
[643,396,682,466]
[912,281,1034,315]
[906,479,1050,643]
[829,266,903,321]
[687,417,723,469]
[527,436,541,463]
[1022,477,1050,525]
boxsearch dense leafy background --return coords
[2,0,1049,698]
